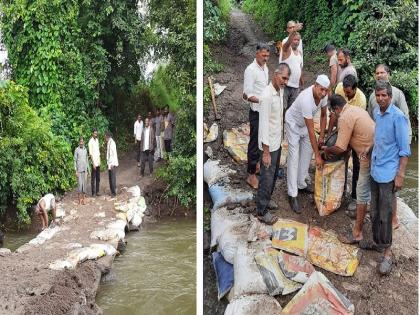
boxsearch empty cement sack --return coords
[272,219,308,256]
[282,271,355,315]
[277,251,315,284]
[315,160,346,216]
[307,226,360,276]
[218,221,249,264]
[127,185,141,197]
[255,251,302,296]
[212,251,234,300]
[204,122,219,143]
[90,228,125,241]
[233,243,269,297]
[209,184,253,211]
[224,295,282,315]
[211,207,249,248]
[223,123,249,164]
[203,159,235,187]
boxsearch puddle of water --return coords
[2,230,36,251]
[96,218,196,315]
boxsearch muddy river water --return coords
[96,218,196,315]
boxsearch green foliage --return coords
[0,81,74,224]
[204,44,223,75]
[204,0,229,44]
[148,0,196,207]
[242,0,418,132]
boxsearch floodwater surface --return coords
[96,218,196,315]
[399,143,418,214]
[2,230,36,251]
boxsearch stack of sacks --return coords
[49,243,117,270]
[214,218,357,314]
[29,226,62,246]
[114,195,147,228]
[204,159,253,211]
[90,219,126,241]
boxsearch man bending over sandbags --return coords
[33,193,57,231]
[322,94,374,246]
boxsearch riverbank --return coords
[203,8,418,314]
[0,154,195,315]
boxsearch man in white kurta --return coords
[285,75,330,213]
[255,64,290,224]
[134,115,144,167]
[88,128,101,197]
[243,43,270,189]
[106,132,119,198]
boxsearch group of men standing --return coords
[133,106,175,176]
[73,129,119,204]
[243,20,411,275]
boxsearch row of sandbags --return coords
[210,206,358,314]
[204,159,254,211]
[49,243,117,270]
[113,185,147,227]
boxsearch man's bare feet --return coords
[246,174,259,189]
[255,162,260,175]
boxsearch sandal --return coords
[338,230,361,245]
[358,239,384,252]
[257,212,279,225]
[378,256,393,275]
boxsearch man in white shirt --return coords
[141,117,156,176]
[242,43,270,189]
[279,20,303,61]
[88,128,101,197]
[33,193,57,231]
[134,114,144,167]
[280,31,303,104]
[285,75,330,213]
[255,63,290,225]
[105,132,119,198]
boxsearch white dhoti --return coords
[286,121,313,197]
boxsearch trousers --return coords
[141,150,154,175]
[91,165,100,195]
[256,148,281,216]
[286,121,313,197]
[108,166,117,196]
[247,109,260,174]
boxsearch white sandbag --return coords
[136,196,147,212]
[233,243,268,297]
[225,295,282,315]
[218,222,250,265]
[203,160,235,187]
[127,185,141,197]
[56,206,65,218]
[127,207,135,222]
[211,207,249,248]
[89,243,117,256]
[115,202,130,212]
[29,226,61,245]
[107,219,126,231]
[116,212,128,222]
[209,184,254,211]
[0,248,11,256]
[131,213,143,227]
[49,259,76,270]
[94,212,106,218]
[68,246,106,263]
[247,216,273,242]
[90,228,125,241]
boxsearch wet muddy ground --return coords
[203,8,418,315]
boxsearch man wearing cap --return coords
[337,48,357,83]
[242,43,270,189]
[256,63,290,224]
[285,75,329,213]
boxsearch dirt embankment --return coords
[204,8,418,315]
[0,152,194,315]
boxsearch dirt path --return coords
[204,8,418,315]
[0,153,191,315]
